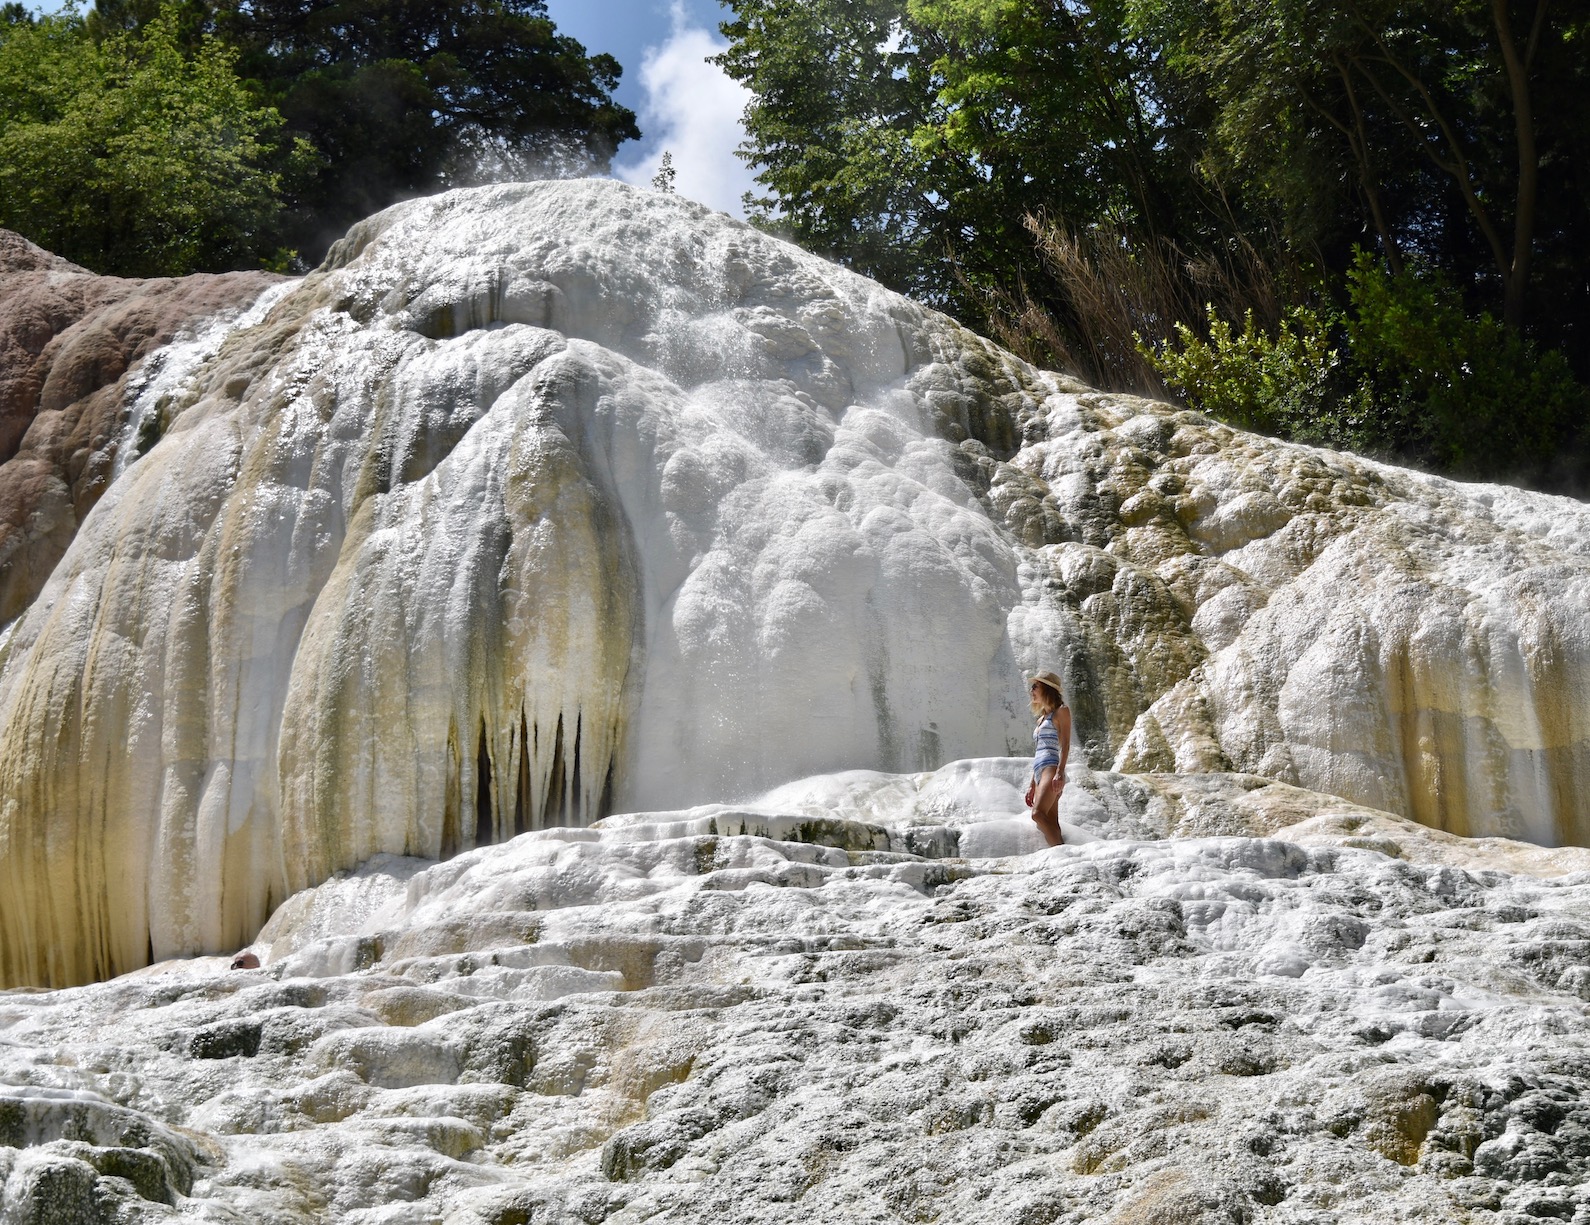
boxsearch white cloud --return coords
[613,5,756,219]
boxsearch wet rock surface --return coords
[1,763,1587,1222]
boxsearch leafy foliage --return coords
[717,0,950,301]
[651,150,676,194]
[1344,254,1590,485]
[216,0,640,262]
[1141,305,1352,444]
[722,0,1590,494]
[1142,255,1590,487]
[1131,0,1590,337]
[0,0,637,273]
[718,0,1228,321]
[0,3,301,275]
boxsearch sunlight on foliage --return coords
[1141,254,1589,487]
[0,2,305,275]
[1140,304,1356,446]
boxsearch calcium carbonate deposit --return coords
[1,180,1589,1222]
[1,179,1588,989]
[1,761,1588,1223]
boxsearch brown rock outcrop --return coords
[0,230,280,624]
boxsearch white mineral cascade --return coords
[2,180,1590,992]
[2,180,1590,1223]
[0,765,1588,1222]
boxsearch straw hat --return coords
[1027,669,1064,696]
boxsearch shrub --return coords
[1138,303,1366,447]
[1345,254,1589,487]
[1140,255,1590,493]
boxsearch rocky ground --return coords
[3,762,1587,1224]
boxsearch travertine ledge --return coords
[1,180,1587,987]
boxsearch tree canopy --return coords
[0,2,297,276]
[719,0,1225,315]
[214,0,639,260]
[720,0,1590,493]
[1134,0,1590,335]
[0,0,639,271]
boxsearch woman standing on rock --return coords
[1024,670,1070,846]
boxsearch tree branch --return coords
[1343,37,1511,286]
[1332,53,1401,273]
[1493,0,1544,325]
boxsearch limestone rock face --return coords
[1,765,1587,1222]
[1,180,1588,987]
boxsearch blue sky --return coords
[544,0,726,116]
[545,0,754,216]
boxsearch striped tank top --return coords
[1033,711,1061,780]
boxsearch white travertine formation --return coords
[1,179,1588,987]
[0,765,1587,1221]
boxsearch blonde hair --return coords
[1029,680,1062,718]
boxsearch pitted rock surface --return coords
[0,228,280,623]
[1,761,1586,1223]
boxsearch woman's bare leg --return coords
[1031,766,1063,846]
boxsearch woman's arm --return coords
[1055,707,1072,785]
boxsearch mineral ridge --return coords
[2,180,1587,988]
[1,181,1589,1223]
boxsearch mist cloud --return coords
[614,4,755,219]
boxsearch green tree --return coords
[214,0,641,263]
[1131,0,1590,336]
[651,149,677,193]
[86,0,211,45]
[718,0,1274,380]
[720,0,1205,301]
[0,2,301,275]
[718,0,951,302]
